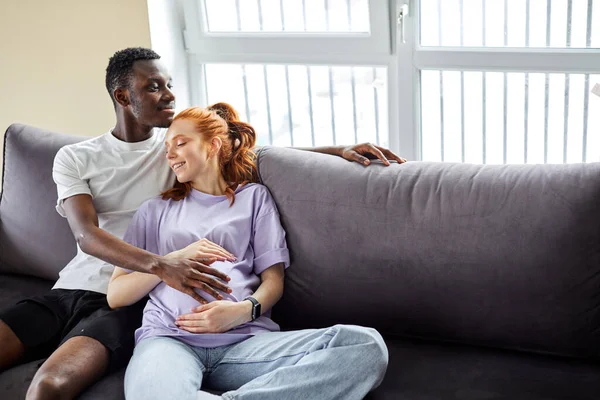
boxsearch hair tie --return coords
[228,125,241,150]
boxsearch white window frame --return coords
[182,0,393,60]
[180,0,404,155]
[397,0,600,162]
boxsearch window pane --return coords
[202,63,388,148]
[420,0,600,48]
[203,0,370,33]
[420,71,599,164]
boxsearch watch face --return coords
[247,297,261,320]
[253,304,260,320]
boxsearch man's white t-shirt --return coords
[52,129,174,294]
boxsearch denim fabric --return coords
[124,324,388,400]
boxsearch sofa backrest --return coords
[257,146,600,360]
[0,124,83,280]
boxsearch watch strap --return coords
[245,296,261,321]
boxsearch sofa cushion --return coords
[0,124,83,280]
[256,147,600,359]
[367,338,600,400]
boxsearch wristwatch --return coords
[245,296,261,321]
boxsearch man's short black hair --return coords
[105,47,161,105]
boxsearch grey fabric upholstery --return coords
[0,273,53,311]
[256,146,600,361]
[1,125,599,399]
[366,338,600,400]
[1,124,82,280]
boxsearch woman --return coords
[107,103,388,400]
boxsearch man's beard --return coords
[129,92,144,121]
[130,93,173,128]
[155,119,172,128]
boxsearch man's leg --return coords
[207,324,389,400]
[125,336,205,400]
[26,294,147,400]
[26,336,109,400]
[0,292,70,372]
[0,320,25,371]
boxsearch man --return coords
[0,47,405,400]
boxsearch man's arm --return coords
[62,194,231,303]
[283,143,407,166]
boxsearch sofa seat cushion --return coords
[367,338,600,400]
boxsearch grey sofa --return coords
[1,123,600,400]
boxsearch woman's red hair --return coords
[161,103,258,205]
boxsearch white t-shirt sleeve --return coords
[52,147,92,217]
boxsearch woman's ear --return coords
[209,137,222,159]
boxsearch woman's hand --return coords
[169,238,236,263]
[175,300,252,334]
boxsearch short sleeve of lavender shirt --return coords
[121,200,154,273]
[123,212,145,250]
[252,188,290,275]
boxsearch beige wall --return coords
[0,0,151,188]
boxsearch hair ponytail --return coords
[161,103,258,206]
[208,103,258,205]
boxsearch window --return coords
[203,0,371,33]
[421,71,600,164]
[410,0,600,163]
[200,63,388,147]
[181,0,394,149]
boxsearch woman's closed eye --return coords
[177,142,187,147]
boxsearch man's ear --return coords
[114,88,130,107]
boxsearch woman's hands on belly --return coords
[175,300,253,333]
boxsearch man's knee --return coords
[26,336,110,400]
[27,372,69,400]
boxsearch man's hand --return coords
[175,300,252,333]
[341,143,407,166]
[155,238,235,304]
[152,257,232,305]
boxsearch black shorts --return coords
[0,289,146,371]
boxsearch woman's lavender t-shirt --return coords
[122,183,290,348]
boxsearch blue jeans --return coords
[124,324,388,400]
